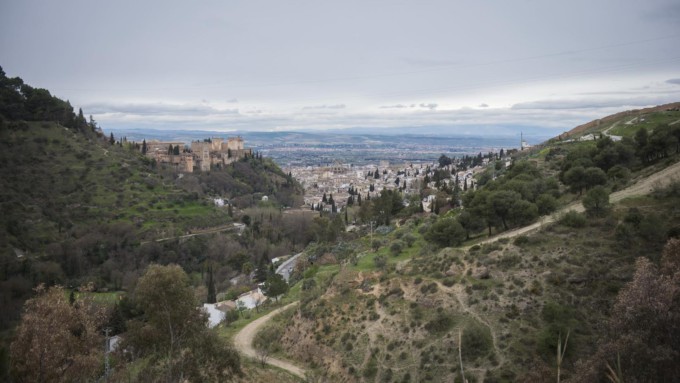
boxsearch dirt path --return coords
[140,224,239,245]
[233,301,306,380]
[476,160,680,245]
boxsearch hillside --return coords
[245,105,680,383]
[557,101,680,140]
[0,69,305,334]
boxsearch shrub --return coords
[514,236,529,246]
[390,241,404,256]
[403,233,417,247]
[462,321,493,361]
[374,255,387,270]
[559,211,586,228]
[425,314,455,334]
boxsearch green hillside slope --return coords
[262,105,680,382]
[0,68,304,333]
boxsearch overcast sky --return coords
[1,0,679,136]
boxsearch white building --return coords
[202,303,226,328]
[236,288,267,309]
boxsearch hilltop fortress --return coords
[143,136,252,172]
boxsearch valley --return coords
[1,67,679,382]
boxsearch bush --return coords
[425,314,455,334]
[374,255,387,270]
[559,211,586,228]
[390,241,404,256]
[513,236,529,246]
[462,321,493,361]
[403,233,417,247]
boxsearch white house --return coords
[202,303,225,328]
[236,288,267,309]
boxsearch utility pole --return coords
[104,327,111,380]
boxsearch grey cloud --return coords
[302,104,346,110]
[227,98,239,103]
[419,103,438,110]
[667,78,680,85]
[379,104,409,109]
[479,103,489,108]
[643,2,680,23]
[84,102,239,116]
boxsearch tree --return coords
[490,190,522,230]
[10,284,105,383]
[536,193,557,215]
[582,186,609,217]
[584,166,607,190]
[206,265,217,304]
[125,264,240,381]
[263,274,288,303]
[563,166,587,195]
[574,247,680,382]
[456,210,485,240]
[425,217,467,247]
[509,199,538,227]
[109,132,115,145]
[142,139,147,155]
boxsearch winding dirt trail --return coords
[233,301,306,379]
[476,160,680,245]
[448,160,680,380]
[231,160,680,381]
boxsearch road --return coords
[276,253,303,282]
[477,159,680,245]
[233,301,306,379]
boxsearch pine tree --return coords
[109,132,115,145]
[357,193,362,206]
[142,139,147,155]
[322,193,327,203]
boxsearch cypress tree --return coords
[206,265,217,303]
